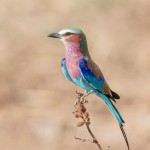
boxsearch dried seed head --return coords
[84,112,89,118]
[78,105,86,113]
[77,121,85,127]
[75,113,81,118]
[82,107,86,113]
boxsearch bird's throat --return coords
[65,41,84,58]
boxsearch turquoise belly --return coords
[72,77,94,92]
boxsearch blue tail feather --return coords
[95,91,130,150]
[95,91,124,126]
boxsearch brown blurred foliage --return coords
[0,0,150,150]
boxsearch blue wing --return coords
[78,57,120,101]
[78,57,112,97]
[61,58,73,81]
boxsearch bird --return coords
[48,28,130,150]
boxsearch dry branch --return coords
[73,91,110,150]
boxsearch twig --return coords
[73,91,109,150]
[74,136,93,143]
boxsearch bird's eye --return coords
[64,32,72,36]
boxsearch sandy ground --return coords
[0,0,150,150]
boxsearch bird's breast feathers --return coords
[66,58,81,78]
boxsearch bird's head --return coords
[48,28,86,43]
[48,28,89,56]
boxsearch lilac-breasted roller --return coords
[48,28,130,150]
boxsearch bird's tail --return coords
[96,92,130,150]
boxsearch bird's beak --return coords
[48,33,61,39]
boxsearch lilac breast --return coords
[66,57,81,78]
[64,40,84,78]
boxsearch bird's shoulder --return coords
[79,56,104,80]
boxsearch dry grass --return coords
[0,0,150,150]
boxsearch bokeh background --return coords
[0,0,150,150]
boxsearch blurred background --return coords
[0,0,150,150]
